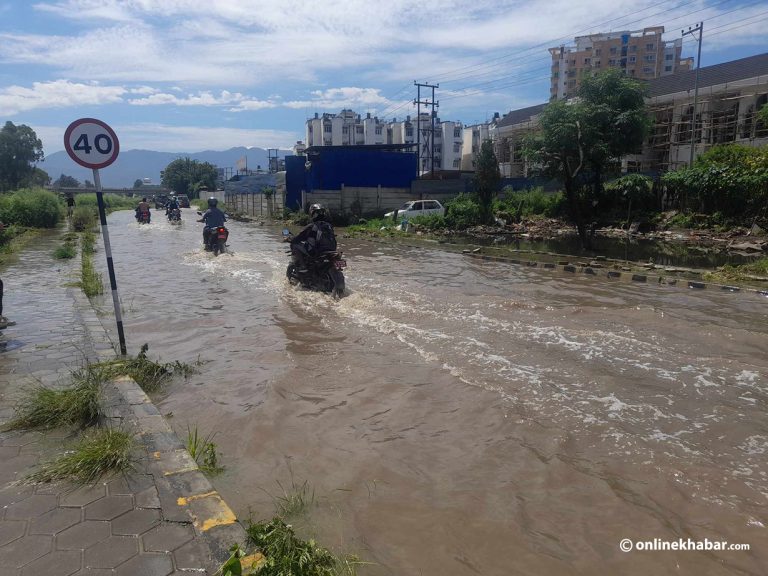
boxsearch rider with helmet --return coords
[290,204,337,270]
[197,197,227,249]
[165,195,180,214]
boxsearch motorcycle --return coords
[136,209,150,224]
[167,208,182,223]
[283,229,346,299]
[197,212,229,255]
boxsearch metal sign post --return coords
[64,118,127,355]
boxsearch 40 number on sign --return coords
[64,118,120,170]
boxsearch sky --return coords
[1,0,766,156]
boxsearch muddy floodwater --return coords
[92,209,768,575]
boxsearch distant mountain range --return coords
[40,146,289,188]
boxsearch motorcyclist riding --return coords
[165,195,180,215]
[290,204,337,271]
[135,197,151,223]
[197,197,227,249]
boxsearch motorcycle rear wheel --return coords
[325,269,345,299]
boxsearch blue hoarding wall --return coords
[284,155,306,210]
[305,148,417,190]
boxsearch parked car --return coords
[176,195,190,208]
[384,200,445,221]
[153,194,169,209]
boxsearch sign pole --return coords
[92,168,127,355]
[64,117,126,356]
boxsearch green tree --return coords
[0,121,45,191]
[54,173,81,188]
[524,69,649,247]
[758,103,768,126]
[133,179,144,189]
[28,167,51,187]
[474,140,501,224]
[84,179,95,189]
[161,158,217,197]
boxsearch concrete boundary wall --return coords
[225,190,285,218]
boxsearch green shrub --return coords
[0,188,62,228]
[71,205,96,231]
[410,214,447,230]
[53,242,76,259]
[496,187,565,219]
[74,193,136,213]
[444,194,482,229]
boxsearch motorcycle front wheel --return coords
[286,263,300,286]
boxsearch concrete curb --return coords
[70,288,248,569]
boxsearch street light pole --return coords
[682,22,703,168]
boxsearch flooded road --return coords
[92,209,768,575]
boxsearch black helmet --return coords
[208,197,218,208]
[309,203,328,222]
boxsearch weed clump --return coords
[53,241,76,259]
[3,367,102,431]
[25,428,135,485]
[186,425,224,475]
[94,344,197,393]
[245,518,338,576]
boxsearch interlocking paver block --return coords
[20,549,81,576]
[29,507,81,535]
[56,521,110,550]
[172,538,212,572]
[115,552,173,576]
[84,495,133,520]
[0,486,35,509]
[142,523,194,553]
[83,536,138,569]
[0,534,52,568]
[134,486,160,509]
[60,485,105,508]
[107,475,153,496]
[4,494,59,520]
[70,569,115,576]
[111,508,160,536]
[0,520,27,546]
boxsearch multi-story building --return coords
[495,52,768,176]
[306,110,463,174]
[549,26,691,100]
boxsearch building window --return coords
[610,46,617,55]
[323,124,331,133]
[406,127,413,137]
[665,53,674,61]
[645,54,655,62]
[453,159,460,168]
[356,126,363,134]
[594,59,601,67]
[375,126,382,135]
[594,48,602,56]
[454,142,461,153]
[342,126,348,134]
[609,59,616,66]
[553,72,559,78]
[584,57,591,65]
[454,127,461,137]
[435,145,441,154]
[664,65,672,72]
[643,67,653,74]
[629,45,637,53]
[629,56,636,63]
[646,43,655,51]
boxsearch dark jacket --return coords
[291,220,337,255]
[200,207,227,228]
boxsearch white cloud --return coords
[129,90,246,107]
[0,80,125,115]
[284,87,395,111]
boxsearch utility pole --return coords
[414,81,439,177]
[682,22,703,168]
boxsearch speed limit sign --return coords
[64,118,120,169]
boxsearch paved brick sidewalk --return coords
[0,232,244,575]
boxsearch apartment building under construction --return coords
[549,26,692,100]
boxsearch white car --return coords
[385,200,445,221]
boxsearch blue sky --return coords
[1,0,766,156]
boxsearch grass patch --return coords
[704,257,768,284]
[25,427,135,485]
[53,241,76,259]
[2,367,102,431]
[80,251,103,297]
[186,425,224,475]
[94,343,197,393]
[273,478,315,519]
[81,230,96,254]
[244,518,364,576]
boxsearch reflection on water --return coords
[93,210,768,576]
